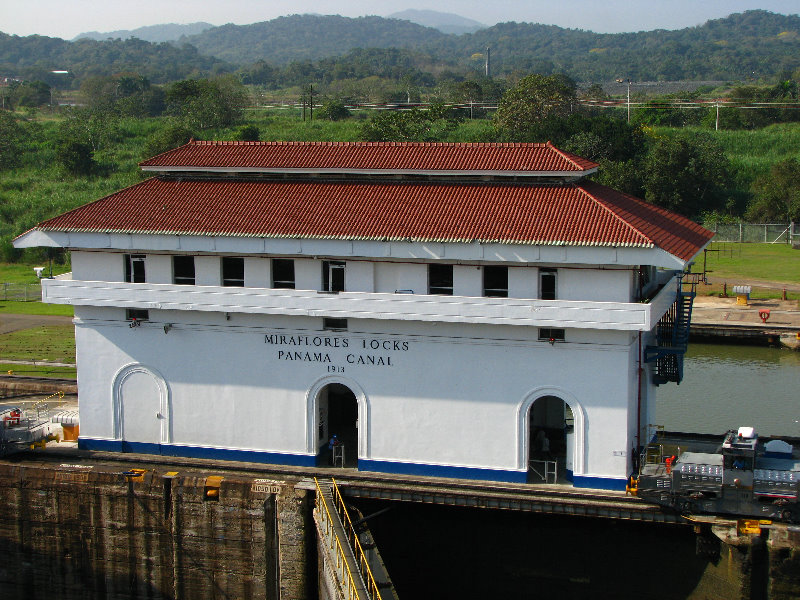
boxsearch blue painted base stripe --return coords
[79,438,122,452]
[78,439,627,491]
[359,458,528,484]
[572,475,628,491]
[78,438,316,467]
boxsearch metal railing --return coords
[330,478,383,600]
[529,459,558,483]
[314,478,383,600]
[1,282,41,302]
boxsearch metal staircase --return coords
[645,273,699,385]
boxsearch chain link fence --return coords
[702,223,796,244]
[1,283,42,302]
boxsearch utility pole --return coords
[615,78,632,123]
[626,78,631,123]
[301,85,313,121]
[485,47,491,78]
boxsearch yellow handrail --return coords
[331,478,383,600]
[314,478,383,600]
[315,478,369,600]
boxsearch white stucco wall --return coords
[71,251,123,282]
[73,305,639,483]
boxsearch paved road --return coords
[692,296,800,328]
[0,313,73,335]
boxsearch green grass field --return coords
[0,363,77,379]
[0,301,73,316]
[700,242,800,282]
[0,324,76,364]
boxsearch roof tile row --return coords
[140,140,600,173]
[37,177,713,261]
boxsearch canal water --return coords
[656,342,800,438]
[357,343,798,599]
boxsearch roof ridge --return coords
[576,183,655,246]
[546,141,600,171]
[184,140,556,148]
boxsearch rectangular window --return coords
[539,268,557,300]
[124,254,146,283]
[323,318,348,331]
[272,259,295,289]
[483,266,508,298]
[173,255,195,285]
[428,264,453,295]
[126,308,149,321]
[222,257,245,287]
[539,328,565,342]
[322,261,346,293]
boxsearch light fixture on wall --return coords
[163,323,173,334]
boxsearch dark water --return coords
[657,343,800,438]
[353,344,797,599]
[352,499,714,600]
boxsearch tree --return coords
[8,80,51,108]
[235,125,260,141]
[144,123,194,157]
[747,158,800,222]
[56,139,96,176]
[316,98,351,121]
[166,76,248,130]
[642,134,730,218]
[494,74,577,137]
[58,107,120,152]
[360,108,459,142]
[0,111,25,170]
[81,74,166,117]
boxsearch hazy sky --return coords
[3,0,799,39]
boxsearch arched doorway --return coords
[317,383,359,468]
[527,395,575,484]
[112,364,170,452]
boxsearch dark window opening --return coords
[323,318,348,331]
[483,266,508,297]
[539,328,565,342]
[124,254,146,283]
[222,257,245,287]
[428,264,453,295]
[173,256,195,285]
[272,259,295,289]
[322,261,346,293]
[126,309,149,321]
[540,268,557,300]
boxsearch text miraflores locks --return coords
[264,333,409,368]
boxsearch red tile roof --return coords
[140,141,599,174]
[35,177,713,261]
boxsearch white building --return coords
[15,141,713,490]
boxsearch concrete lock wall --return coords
[0,463,313,600]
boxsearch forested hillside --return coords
[74,22,214,43]
[2,10,798,86]
[184,15,447,65]
[434,10,800,80]
[0,34,229,85]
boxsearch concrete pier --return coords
[1,447,798,599]
[691,296,800,348]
